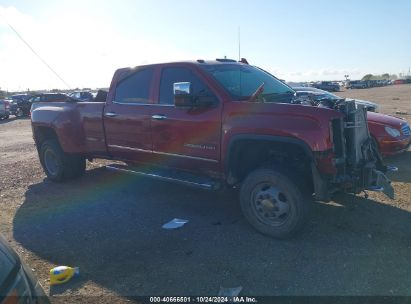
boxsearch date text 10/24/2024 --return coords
[149,297,258,303]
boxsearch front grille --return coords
[401,123,410,136]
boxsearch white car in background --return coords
[292,86,379,112]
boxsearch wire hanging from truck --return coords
[0,12,71,89]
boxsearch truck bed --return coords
[31,101,108,155]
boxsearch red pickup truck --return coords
[31,59,394,238]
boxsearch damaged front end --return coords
[329,100,394,199]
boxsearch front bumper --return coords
[326,101,395,200]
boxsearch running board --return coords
[105,164,220,191]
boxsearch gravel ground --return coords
[0,85,410,302]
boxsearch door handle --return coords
[105,112,118,118]
[151,114,167,120]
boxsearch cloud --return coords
[273,68,362,82]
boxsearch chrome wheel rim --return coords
[44,149,59,176]
[251,183,290,226]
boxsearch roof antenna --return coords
[238,26,241,61]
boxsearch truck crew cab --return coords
[31,59,394,238]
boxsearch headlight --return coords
[385,126,401,138]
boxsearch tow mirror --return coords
[174,82,218,108]
[174,82,192,107]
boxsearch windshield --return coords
[201,64,295,103]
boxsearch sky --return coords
[0,0,410,91]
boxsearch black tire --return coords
[15,107,24,118]
[239,167,310,239]
[40,139,86,182]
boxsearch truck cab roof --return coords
[115,59,246,73]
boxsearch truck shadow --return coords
[384,150,411,183]
[13,166,411,296]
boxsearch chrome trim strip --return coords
[152,150,218,163]
[86,137,102,142]
[152,114,167,120]
[107,145,218,163]
[111,100,174,107]
[107,144,151,153]
[106,165,214,190]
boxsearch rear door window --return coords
[115,68,154,104]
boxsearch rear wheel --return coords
[40,139,86,182]
[240,167,310,239]
[15,107,24,118]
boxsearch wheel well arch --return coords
[225,135,314,188]
[33,126,59,147]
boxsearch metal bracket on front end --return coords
[369,170,395,199]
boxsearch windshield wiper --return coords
[249,82,265,102]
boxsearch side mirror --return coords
[174,82,192,107]
[174,82,217,108]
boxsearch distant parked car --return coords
[9,94,32,102]
[9,93,71,117]
[0,99,11,119]
[393,79,406,85]
[30,93,70,103]
[68,91,94,101]
[347,80,367,89]
[311,81,339,92]
[292,86,379,112]
[94,90,108,102]
[0,234,49,303]
[9,98,32,117]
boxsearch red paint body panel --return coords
[222,101,341,153]
[103,103,153,161]
[31,102,106,154]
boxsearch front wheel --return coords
[240,168,310,239]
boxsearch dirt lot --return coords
[1,85,411,302]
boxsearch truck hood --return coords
[367,111,406,128]
[346,98,378,110]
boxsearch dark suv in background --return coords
[68,91,94,101]
[347,80,367,89]
[311,81,340,92]
[30,93,70,103]
[9,95,32,117]
[9,93,71,117]
[0,99,11,120]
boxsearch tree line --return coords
[361,73,398,81]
